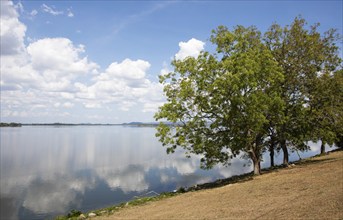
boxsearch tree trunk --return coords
[252,158,261,175]
[281,139,289,165]
[250,147,261,175]
[337,135,343,148]
[248,133,262,175]
[320,141,326,155]
[269,142,275,167]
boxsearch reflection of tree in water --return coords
[95,152,234,195]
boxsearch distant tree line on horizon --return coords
[155,17,343,175]
[0,122,22,127]
[0,122,163,127]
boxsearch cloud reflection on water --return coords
[0,126,332,219]
[97,165,149,193]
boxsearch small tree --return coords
[155,25,283,175]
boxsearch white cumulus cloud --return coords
[103,58,150,82]
[75,59,164,112]
[0,0,27,55]
[1,1,165,123]
[27,38,97,80]
[175,38,205,60]
[1,37,99,94]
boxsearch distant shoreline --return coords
[0,122,161,127]
[0,122,22,127]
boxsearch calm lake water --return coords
[0,126,333,220]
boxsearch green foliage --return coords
[0,122,22,127]
[308,69,343,151]
[155,25,284,175]
[155,16,342,174]
[309,73,338,144]
[55,210,82,220]
[66,209,82,218]
[264,16,342,161]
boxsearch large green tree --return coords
[263,17,342,164]
[155,25,283,175]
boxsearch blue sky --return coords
[1,0,342,124]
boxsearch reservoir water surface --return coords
[0,125,332,220]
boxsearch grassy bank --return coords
[57,150,343,219]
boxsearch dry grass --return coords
[97,150,343,220]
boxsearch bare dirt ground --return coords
[97,150,343,220]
